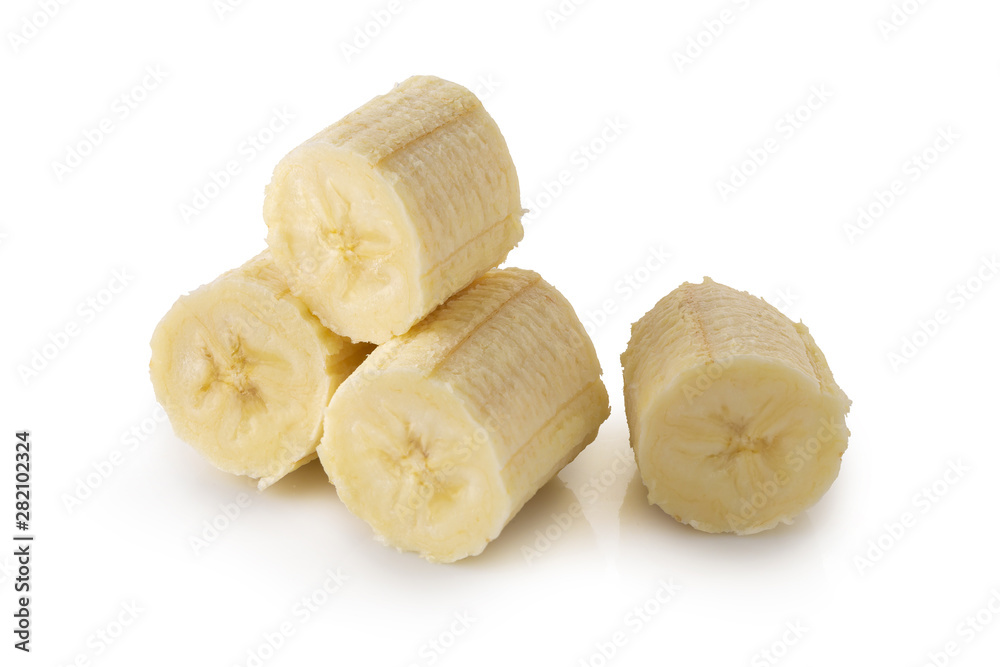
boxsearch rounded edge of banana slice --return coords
[319,266,610,563]
[262,74,524,345]
[622,277,851,534]
[639,355,849,534]
[149,252,363,488]
[264,146,421,344]
[320,371,510,563]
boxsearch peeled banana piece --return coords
[621,278,851,534]
[150,252,372,489]
[263,75,524,344]
[319,268,610,562]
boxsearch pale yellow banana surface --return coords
[150,252,372,489]
[319,268,610,562]
[621,278,851,534]
[264,75,523,344]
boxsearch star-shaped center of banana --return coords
[723,421,770,459]
[390,431,454,520]
[201,336,263,408]
[328,226,359,257]
[401,433,437,479]
[730,433,759,455]
[323,226,369,298]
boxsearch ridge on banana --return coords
[149,251,372,489]
[263,74,524,345]
[622,277,851,534]
[320,267,611,563]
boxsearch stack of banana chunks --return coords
[151,75,611,563]
[151,75,851,563]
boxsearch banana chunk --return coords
[621,278,851,534]
[319,268,610,562]
[150,252,373,489]
[264,75,524,344]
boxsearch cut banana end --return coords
[149,252,373,489]
[319,268,610,562]
[621,278,851,534]
[264,75,524,344]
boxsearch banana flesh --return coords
[319,268,611,562]
[149,252,373,489]
[621,278,851,534]
[263,75,523,344]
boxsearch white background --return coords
[2,0,999,665]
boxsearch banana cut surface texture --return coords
[150,252,373,489]
[319,267,611,563]
[621,278,851,534]
[264,75,524,344]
